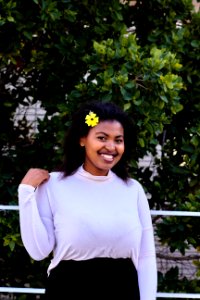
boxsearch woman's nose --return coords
[105,141,115,150]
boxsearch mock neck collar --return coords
[76,165,114,182]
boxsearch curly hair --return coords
[59,101,136,181]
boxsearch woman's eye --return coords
[116,139,123,144]
[97,136,106,141]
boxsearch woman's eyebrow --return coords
[95,131,124,138]
[95,131,108,136]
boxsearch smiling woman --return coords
[60,101,136,180]
[80,120,125,176]
[18,101,157,300]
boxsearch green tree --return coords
[0,0,199,297]
[129,0,200,294]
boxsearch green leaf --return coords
[190,135,199,147]
[138,138,145,147]
[120,87,132,100]
[133,98,143,106]
[191,40,199,48]
[159,95,168,103]
[7,16,15,22]
[101,93,112,101]
[123,102,131,111]
[124,81,135,89]
[171,103,183,114]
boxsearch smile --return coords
[100,154,115,162]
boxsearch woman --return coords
[18,101,157,299]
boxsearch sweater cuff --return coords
[18,184,36,204]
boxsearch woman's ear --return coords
[79,137,85,147]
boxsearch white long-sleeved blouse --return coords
[18,165,157,300]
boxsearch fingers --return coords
[21,168,50,188]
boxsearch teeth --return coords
[101,154,114,161]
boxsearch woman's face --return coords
[80,120,125,176]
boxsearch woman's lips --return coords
[100,153,115,162]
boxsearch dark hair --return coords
[59,101,136,181]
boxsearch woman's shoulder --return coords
[127,177,145,191]
[48,171,65,182]
[49,171,63,177]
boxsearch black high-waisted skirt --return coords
[44,257,140,299]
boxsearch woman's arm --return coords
[137,183,157,300]
[18,169,55,260]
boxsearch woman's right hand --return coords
[20,168,50,188]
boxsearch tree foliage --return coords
[0,0,200,297]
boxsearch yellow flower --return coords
[85,111,99,127]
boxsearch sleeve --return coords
[18,183,55,260]
[137,183,157,300]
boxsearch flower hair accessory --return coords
[85,111,99,127]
